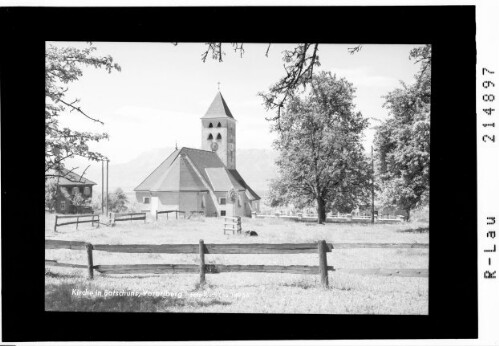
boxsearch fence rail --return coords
[111,212,146,225]
[187,210,205,219]
[53,214,100,232]
[46,239,333,287]
[46,239,428,288]
[253,213,404,223]
[224,216,241,235]
[155,210,186,220]
[335,268,429,277]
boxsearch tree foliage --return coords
[199,43,362,126]
[374,45,431,220]
[45,178,58,212]
[45,43,120,180]
[108,188,129,213]
[267,71,370,223]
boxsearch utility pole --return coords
[101,160,104,214]
[371,146,375,224]
[106,159,109,216]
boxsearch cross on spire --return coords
[217,81,221,91]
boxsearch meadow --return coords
[45,213,429,314]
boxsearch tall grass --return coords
[45,213,428,314]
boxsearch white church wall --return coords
[203,192,218,217]
[156,192,180,211]
[178,191,202,213]
[135,191,152,212]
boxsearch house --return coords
[54,168,97,214]
[134,91,260,217]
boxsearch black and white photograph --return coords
[1,4,485,343]
[44,41,430,315]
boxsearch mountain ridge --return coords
[74,147,278,197]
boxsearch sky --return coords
[50,42,424,164]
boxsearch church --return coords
[134,91,261,217]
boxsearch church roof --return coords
[228,169,261,200]
[134,147,249,193]
[205,168,239,192]
[202,92,234,119]
[134,149,207,192]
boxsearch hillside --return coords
[75,147,278,196]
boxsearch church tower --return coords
[201,91,236,169]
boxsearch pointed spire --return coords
[202,91,234,119]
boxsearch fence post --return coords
[199,239,206,286]
[86,243,94,280]
[318,240,329,288]
[97,214,100,228]
[76,216,79,230]
[54,215,58,233]
[176,211,178,220]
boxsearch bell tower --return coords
[201,91,236,169]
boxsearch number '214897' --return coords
[482,67,495,143]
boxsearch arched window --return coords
[217,122,222,128]
[207,134,213,140]
[208,123,213,128]
[216,133,222,140]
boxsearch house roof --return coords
[134,147,252,194]
[202,92,234,119]
[56,168,97,186]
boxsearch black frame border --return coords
[0,6,477,341]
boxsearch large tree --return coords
[199,43,362,125]
[266,71,370,224]
[374,45,431,220]
[45,43,120,181]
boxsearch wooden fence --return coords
[187,210,205,219]
[224,216,242,235]
[53,214,100,232]
[45,239,429,287]
[155,210,186,220]
[253,213,404,224]
[111,212,146,225]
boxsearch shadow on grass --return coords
[45,269,81,279]
[280,281,316,290]
[45,282,231,312]
[397,227,429,233]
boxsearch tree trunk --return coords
[405,208,411,222]
[317,196,326,224]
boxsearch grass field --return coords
[45,213,429,314]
